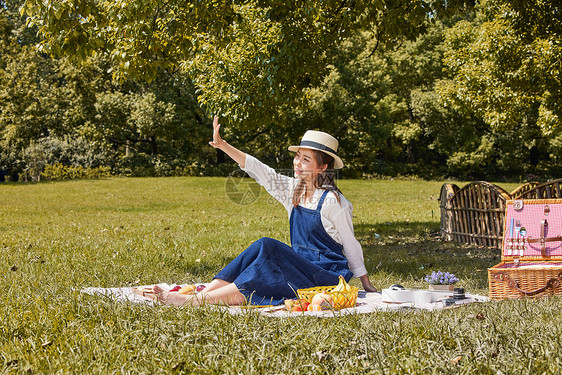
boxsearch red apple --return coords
[292,299,310,311]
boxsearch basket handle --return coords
[495,271,562,296]
[506,274,562,297]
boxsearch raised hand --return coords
[209,115,226,149]
[207,115,247,167]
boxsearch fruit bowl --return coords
[297,285,359,310]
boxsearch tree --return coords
[1,1,214,179]
[437,0,561,134]
[433,0,561,178]
[286,21,478,178]
[21,0,472,129]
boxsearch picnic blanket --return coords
[80,284,489,317]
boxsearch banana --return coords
[332,276,346,292]
[331,276,349,308]
[345,278,352,292]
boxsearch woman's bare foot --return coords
[153,285,199,306]
[151,283,247,307]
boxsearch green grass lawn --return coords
[2,177,561,374]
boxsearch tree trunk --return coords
[217,149,225,164]
[150,136,158,155]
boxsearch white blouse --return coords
[240,155,368,278]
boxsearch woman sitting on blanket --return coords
[154,116,377,306]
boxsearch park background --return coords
[1,0,560,182]
[2,0,562,373]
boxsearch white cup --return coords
[414,290,434,305]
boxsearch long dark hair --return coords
[292,149,342,207]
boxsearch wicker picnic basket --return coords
[297,285,359,309]
[488,199,562,299]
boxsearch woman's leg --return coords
[153,283,246,307]
[197,283,246,305]
[202,278,230,293]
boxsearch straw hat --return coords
[288,130,344,169]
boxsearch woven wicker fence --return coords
[439,179,562,248]
[514,178,562,199]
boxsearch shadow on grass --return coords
[168,221,502,291]
[355,221,501,291]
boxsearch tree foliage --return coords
[1,0,217,179]
[1,0,561,181]
[21,0,471,128]
[437,0,561,133]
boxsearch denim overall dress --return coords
[214,190,353,305]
